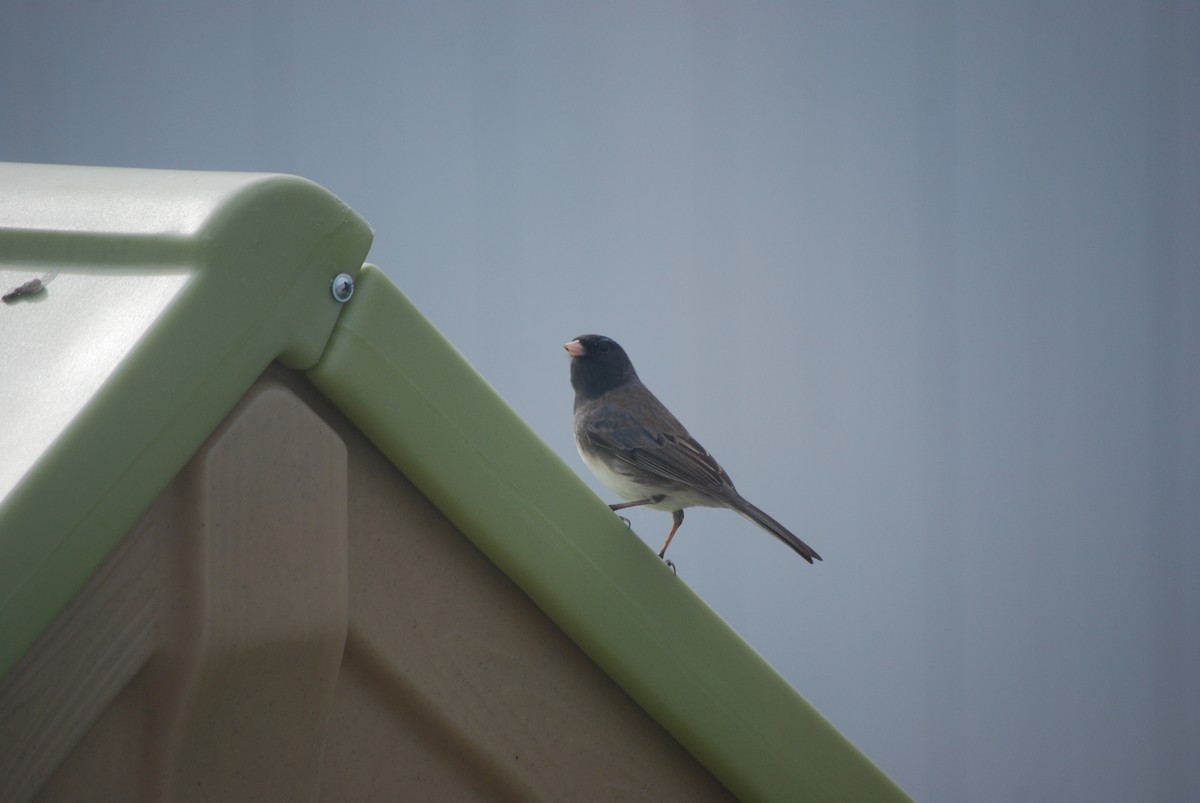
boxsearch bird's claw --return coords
[664,558,676,575]
[617,515,631,528]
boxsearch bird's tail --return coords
[730,494,822,564]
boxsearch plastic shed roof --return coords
[0,162,910,803]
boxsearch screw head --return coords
[331,273,355,303]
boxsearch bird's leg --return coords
[657,509,685,558]
[608,495,664,528]
[609,494,665,512]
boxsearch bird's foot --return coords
[664,558,676,575]
[617,515,631,528]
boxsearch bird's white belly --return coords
[577,446,721,511]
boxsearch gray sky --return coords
[4,3,1198,800]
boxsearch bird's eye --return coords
[598,343,610,353]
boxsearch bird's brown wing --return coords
[580,400,736,496]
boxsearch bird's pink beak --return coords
[564,339,586,357]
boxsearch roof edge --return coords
[307,265,912,803]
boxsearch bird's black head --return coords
[564,334,638,399]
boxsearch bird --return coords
[564,333,821,564]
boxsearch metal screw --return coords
[330,273,355,303]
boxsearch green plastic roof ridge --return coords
[307,265,912,803]
[0,163,373,677]
[2,164,909,801]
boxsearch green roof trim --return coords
[0,162,373,677]
[2,164,910,802]
[307,265,912,803]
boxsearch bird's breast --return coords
[576,444,723,511]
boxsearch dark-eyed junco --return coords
[564,334,821,564]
